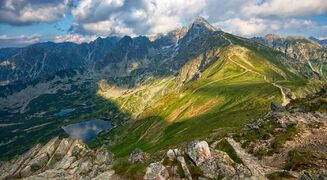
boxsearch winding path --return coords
[226,138,276,177]
[222,34,290,106]
[227,50,290,106]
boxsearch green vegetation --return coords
[215,139,243,164]
[2,29,323,164]
[239,120,300,158]
[0,80,129,160]
[112,158,147,180]
[271,123,300,151]
[266,171,297,180]
[287,89,327,113]
[285,150,327,171]
[99,43,313,158]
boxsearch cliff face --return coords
[0,138,120,180]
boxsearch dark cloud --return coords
[0,0,72,25]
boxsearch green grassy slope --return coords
[91,35,322,158]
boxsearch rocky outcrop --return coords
[144,140,252,180]
[299,170,327,180]
[0,138,118,180]
[129,148,147,164]
[144,162,170,180]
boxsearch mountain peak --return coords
[264,34,282,40]
[193,16,207,24]
[191,16,220,32]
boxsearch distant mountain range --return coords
[309,36,327,48]
[252,34,327,79]
[1,17,326,87]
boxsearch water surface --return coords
[56,108,76,116]
[62,119,112,142]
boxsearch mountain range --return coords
[0,17,326,179]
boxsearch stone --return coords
[93,170,116,180]
[166,149,176,161]
[95,146,115,165]
[47,138,74,168]
[129,148,147,164]
[20,153,49,177]
[166,148,182,161]
[185,140,244,179]
[233,163,252,179]
[271,102,285,112]
[322,84,327,93]
[199,150,236,179]
[177,156,192,180]
[144,162,169,180]
[0,138,120,179]
[186,141,211,166]
[300,170,327,180]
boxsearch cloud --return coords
[242,0,327,17]
[53,34,97,44]
[0,0,326,48]
[218,18,280,36]
[317,36,327,40]
[80,19,135,36]
[216,17,322,37]
[71,0,206,36]
[282,19,315,29]
[0,34,41,48]
[0,0,71,25]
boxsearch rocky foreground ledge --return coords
[0,136,326,179]
[0,138,118,180]
[0,136,257,180]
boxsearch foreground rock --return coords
[144,140,252,180]
[0,138,119,180]
[129,148,147,164]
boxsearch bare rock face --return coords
[299,170,327,180]
[96,146,115,165]
[144,140,252,180]
[271,102,285,112]
[186,141,211,166]
[144,162,170,180]
[186,140,251,179]
[0,138,118,180]
[129,148,147,164]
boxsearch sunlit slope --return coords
[92,39,320,156]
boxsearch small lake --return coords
[55,104,95,117]
[56,108,76,116]
[62,119,112,142]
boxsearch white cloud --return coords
[242,0,327,17]
[0,0,71,25]
[143,0,207,34]
[283,19,315,29]
[218,18,280,36]
[0,34,41,48]
[71,0,206,36]
[72,0,125,22]
[53,34,97,44]
[81,19,135,36]
[217,17,323,37]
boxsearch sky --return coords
[0,0,326,48]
